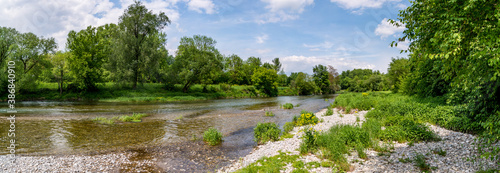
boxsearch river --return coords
[0,95,335,171]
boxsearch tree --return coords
[225,54,245,85]
[387,57,409,93]
[0,27,18,67]
[393,0,500,160]
[174,35,223,92]
[290,72,317,95]
[272,57,282,72]
[50,51,70,95]
[327,65,340,92]
[313,64,331,94]
[243,56,262,84]
[252,67,278,97]
[67,26,111,91]
[10,32,56,92]
[114,1,170,88]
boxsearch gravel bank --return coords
[218,108,499,173]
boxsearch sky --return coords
[0,0,410,74]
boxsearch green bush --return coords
[299,128,317,154]
[282,103,294,109]
[265,111,275,117]
[118,113,148,122]
[293,110,319,126]
[324,107,334,116]
[220,83,231,91]
[203,127,223,145]
[283,122,295,134]
[254,122,281,144]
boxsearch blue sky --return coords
[0,0,409,74]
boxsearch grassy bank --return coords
[1,82,298,102]
[332,92,474,133]
[236,92,475,172]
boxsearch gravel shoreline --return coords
[218,108,499,173]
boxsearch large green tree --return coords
[0,27,18,67]
[392,0,500,124]
[10,32,56,92]
[225,54,245,85]
[113,1,170,88]
[252,67,278,97]
[313,64,331,94]
[67,26,111,91]
[50,51,70,95]
[387,57,409,93]
[174,35,223,92]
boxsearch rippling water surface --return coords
[0,95,335,155]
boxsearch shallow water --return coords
[0,95,335,156]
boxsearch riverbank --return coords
[218,108,499,172]
[0,83,297,102]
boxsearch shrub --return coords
[299,128,318,154]
[265,111,275,117]
[203,127,223,145]
[324,107,334,116]
[282,103,294,109]
[283,122,295,134]
[119,113,148,122]
[254,122,281,144]
[293,110,319,126]
[220,83,231,91]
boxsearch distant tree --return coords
[0,27,18,67]
[50,51,70,95]
[272,57,282,72]
[252,67,278,97]
[225,54,245,85]
[173,35,223,92]
[0,27,18,94]
[290,72,317,95]
[327,65,340,92]
[67,26,111,91]
[387,57,409,93]
[243,56,262,84]
[313,64,331,94]
[10,32,56,92]
[113,1,170,88]
[262,62,274,69]
[277,71,289,86]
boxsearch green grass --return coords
[2,83,297,102]
[203,127,223,146]
[235,151,302,173]
[282,103,294,109]
[254,122,281,144]
[265,111,275,117]
[324,107,334,116]
[92,113,149,124]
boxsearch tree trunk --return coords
[59,70,63,95]
[182,81,191,93]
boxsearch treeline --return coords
[0,1,345,98]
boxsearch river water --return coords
[0,95,335,170]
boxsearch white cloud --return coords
[374,18,405,39]
[187,0,216,14]
[0,0,181,50]
[256,34,269,44]
[303,41,333,51]
[256,48,272,54]
[281,55,375,74]
[330,0,400,9]
[262,0,314,13]
[258,0,314,23]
